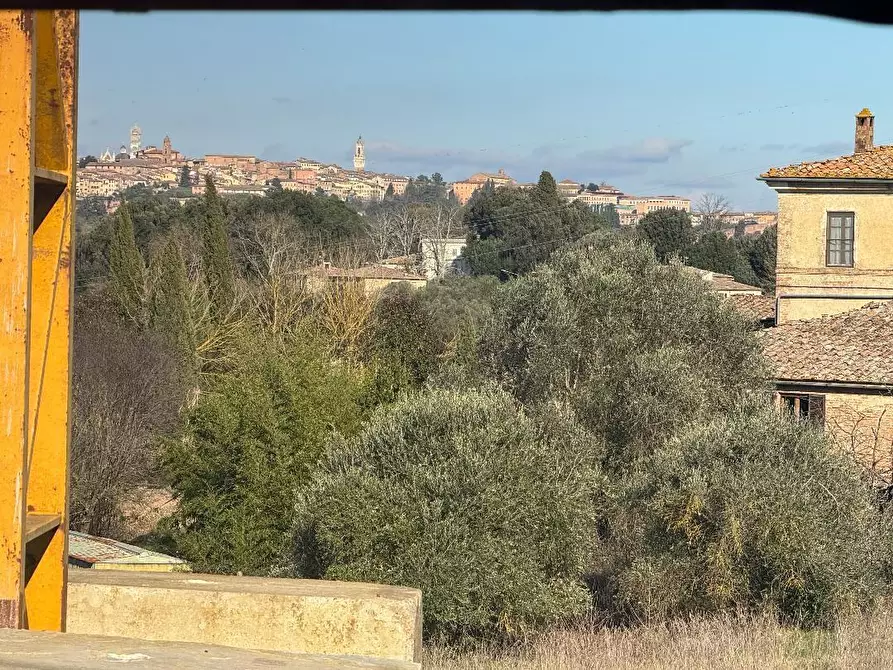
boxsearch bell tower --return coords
[353,136,365,172]
[129,123,142,157]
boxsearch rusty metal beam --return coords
[0,9,77,632]
[24,9,77,632]
[0,9,37,631]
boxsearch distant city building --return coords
[572,190,620,207]
[129,123,142,156]
[557,179,581,197]
[450,169,515,204]
[354,136,366,172]
[618,194,691,216]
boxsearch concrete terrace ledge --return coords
[66,570,422,664]
[0,630,420,669]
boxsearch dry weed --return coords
[424,607,893,669]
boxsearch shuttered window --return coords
[826,212,854,267]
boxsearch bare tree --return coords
[183,252,251,375]
[313,248,377,363]
[695,192,731,233]
[391,204,424,268]
[239,213,313,339]
[419,202,462,277]
[367,209,397,263]
[70,302,186,538]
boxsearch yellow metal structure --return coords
[0,9,78,631]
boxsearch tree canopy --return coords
[463,170,605,279]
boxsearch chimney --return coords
[855,108,875,153]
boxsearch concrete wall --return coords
[0,630,420,669]
[776,191,893,323]
[67,570,422,664]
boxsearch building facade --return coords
[760,108,893,324]
[450,169,515,205]
[758,108,893,479]
[618,194,692,216]
[420,237,470,279]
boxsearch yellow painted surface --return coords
[0,10,77,631]
[67,570,423,664]
[24,10,77,633]
[776,191,893,323]
[0,9,36,630]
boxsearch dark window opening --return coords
[780,392,825,428]
[826,212,854,267]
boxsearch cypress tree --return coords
[150,235,194,360]
[108,203,147,325]
[200,176,235,318]
[532,170,560,205]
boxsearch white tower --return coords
[130,123,142,157]
[353,136,365,172]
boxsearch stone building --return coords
[760,108,893,325]
[304,263,427,296]
[759,303,893,477]
[758,108,893,478]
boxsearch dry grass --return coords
[424,607,893,669]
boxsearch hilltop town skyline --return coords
[78,12,893,211]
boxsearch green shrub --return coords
[417,275,500,350]
[608,404,892,626]
[294,387,605,644]
[361,283,442,387]
[477,239,766,471]
[161,335,364,575]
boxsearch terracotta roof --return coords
[686,267,763,294]
[725,293,775,324]
[709,276,763,293]
[757,301,893,385]
[761,145,893,180]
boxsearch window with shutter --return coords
[826,212,855,267]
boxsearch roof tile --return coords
[757,301,893,385]
[725,293,776,324]
[762,145,893,179]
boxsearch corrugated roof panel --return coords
[68,531,187,566]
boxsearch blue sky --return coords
[79,11,893,210]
